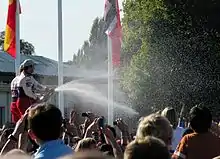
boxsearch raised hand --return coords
[115,118,128,132]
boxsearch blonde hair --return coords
[61,150,107,159]
[161,107,178,129]
[1,149,30,159]
[124,136,170,159]
[75,138,96,152]
[136,113,173,146]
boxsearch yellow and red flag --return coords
[4,0,21,58]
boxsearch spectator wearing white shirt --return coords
[161,107,185,153]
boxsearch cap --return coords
[19,63,24,69]
[21,59,36,67]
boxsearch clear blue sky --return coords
[0,0,123,61]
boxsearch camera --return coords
[82,112,89,117]
[113,121,117,126]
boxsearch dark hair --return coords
[99,144,113,152]
[189,106,212,133]
[28,103,63,141]
[99,144,114,157]
[23,65,34,73]
[23,66,30,70]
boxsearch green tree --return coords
[72,17,107,69]
[121,0,220,117]
[0,31,35,55]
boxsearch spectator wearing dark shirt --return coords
[172,106,220,159]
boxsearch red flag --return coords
[104,0,122,66]
[4,0,21,58]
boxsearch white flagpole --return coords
[107,36,113,125]
[58,0,64,116]
[15,0,20,75]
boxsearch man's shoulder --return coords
[34,143,73,159]
[59,144,73,153]
[181,132,197,142]
[34,150,46,159]
[19,75,34,85]
[12,76,19,81]
[18,73,31,81]
[11,76,18,85]
[186,132,197,137]
[55,144,73,157]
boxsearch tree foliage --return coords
[121,0,220,118]
[72,17,107,69]
[0,31,35,55]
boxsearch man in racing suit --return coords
[10,65,24,123]
[16,59,49,118]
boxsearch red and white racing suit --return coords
[16,72,47,118]
[10,76,20,123]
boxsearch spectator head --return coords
[2,149,30,159]
[124,136,171,159]
[27,103,63,143]
[189,106,212,133]
[75,138,97,152]
[99,144,114,157]
[136,113,173,147]
[71,136,82,148]
[161,107,178,129]
[103,151,114,157]
[62,150,107,159]
[22,59,35,74]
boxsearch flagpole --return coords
[58,0,64,116]
[108,36,114,125]
[15,0,20,75]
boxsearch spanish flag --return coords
[4,0,21,58]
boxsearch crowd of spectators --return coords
[0,102,220,159]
